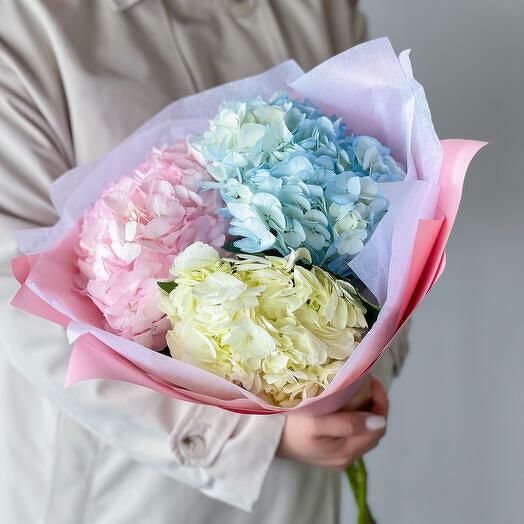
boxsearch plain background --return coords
[353,1,524,523]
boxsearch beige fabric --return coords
[0,1,408,523]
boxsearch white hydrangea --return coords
[160,242,368,407]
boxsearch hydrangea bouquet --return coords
[11,38,484,523]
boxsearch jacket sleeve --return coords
[0,59,284,512]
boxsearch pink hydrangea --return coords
[76,141,227,350]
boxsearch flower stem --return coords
[346,458,376,524]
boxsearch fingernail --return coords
[365,415,386,430]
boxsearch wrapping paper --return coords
[11,38,486,415]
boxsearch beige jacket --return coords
[0,2,409,523]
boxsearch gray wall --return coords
[360,1,524,523]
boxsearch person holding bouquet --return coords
[0,2,409,523]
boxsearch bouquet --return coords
[11,38,484,523]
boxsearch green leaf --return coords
[223,239,282,259]
[157,281,177,294]
[223,240,244,254]
[356,291,381,313]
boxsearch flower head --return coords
[191,92,405,275]
[160,242,368,406]
[77,142,228,349]
[347,135,405,182]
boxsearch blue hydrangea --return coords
[190,92,406,276]
[346,135,405,183]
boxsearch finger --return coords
[314,411,386,438]
[314,415,388,466]
[341,376,373,412]
[341,437,385,468]
[343,430,386,457]
[320,431,387,469]
[370,377,389,418]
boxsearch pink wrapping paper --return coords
[11,39,486,415]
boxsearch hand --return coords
[277,377,389,470]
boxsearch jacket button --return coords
[179,434,206,460]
